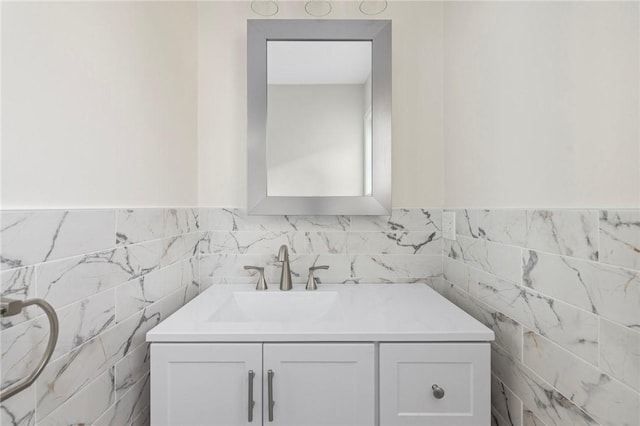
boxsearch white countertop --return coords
[146,284,494,343]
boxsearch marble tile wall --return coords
[438,208,640,426]
[4,206,636,426]
[0,208,199,426]
[198,208,443,289]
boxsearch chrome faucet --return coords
[277,245,293,291]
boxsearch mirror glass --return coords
[266,41,373,197]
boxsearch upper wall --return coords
[444,2,640,208]
[197,1,444,208]
[4,1,636,210]
[1,2,199,209]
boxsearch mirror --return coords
[267,41,372,197]
[248,20,391,215]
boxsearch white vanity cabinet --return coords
[147,284,495,426]
[379,343,490,426]
[151,343,375,426]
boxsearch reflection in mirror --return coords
[266,41,372,197]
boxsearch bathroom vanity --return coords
[147,284,494,426]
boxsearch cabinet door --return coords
[379,343,490,426]
[263,343,375,426]
[151,343,262,426]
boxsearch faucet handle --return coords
[309,265,329,272]
[244,266,268,291]
[306,265,329,291]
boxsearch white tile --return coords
[265,254,351,284]
[478,270,598,365]
[349,254,442,281]
[522,408,546,426]
[35,328,120,419]
[491,345,596,425]
[1,210,115,270]
[453,209,479,238]
[291,232,347,254]
[523,330,640,425]
[117,209,199,246]
[1,316,49,392]
[479,209,527,246]
[115,276,164,323]
[347,232,400,254]
[200,253,266,280]
[1,267,37,329]
[599,210,640,270]
[393,231,441,255]
[198,231,212,254]
[0,385,35,426]
[203,208,350,231]
[34,298,162,420]
[348,215,392,231]
[114,342,150,395]
[524,210,599,261]
[117,239,165,276]
[93,374,149,426]
[523,249,640,328]
[454,291,523,361]
[38,369,115,425]
[347,231,440,255]
[202,208,284,231]
[210,231,289,254]
[599,318,640,392]
[445,235,522,283]
[158,235,188,268]
[35,248,142,309]
[53,289,116,359]
[491,374,522,426]
[164,208,199,237]
[388,208,441,232]
[129,407,150,426]
[163,258,196,295]
[283,215,350,232]
[115,209,164,246]
[90,404,115,426]
[491,408,511,426]
[443,257,474,293]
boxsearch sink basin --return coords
[209,291,341,323]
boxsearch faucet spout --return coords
[277,245,288,262]
[277,245,292,291]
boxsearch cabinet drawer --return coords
[379,343,490,426]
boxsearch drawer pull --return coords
[432,384,445,399]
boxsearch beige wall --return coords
[1,2,198,209]
[198,1,444,208]
[3,1,637,210]
[443,1,640,208]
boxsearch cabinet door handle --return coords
[248,370,255,422]
[267,369,275,422]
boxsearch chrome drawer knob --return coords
[432,384,445,399]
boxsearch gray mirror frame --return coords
[247,19,392,215]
